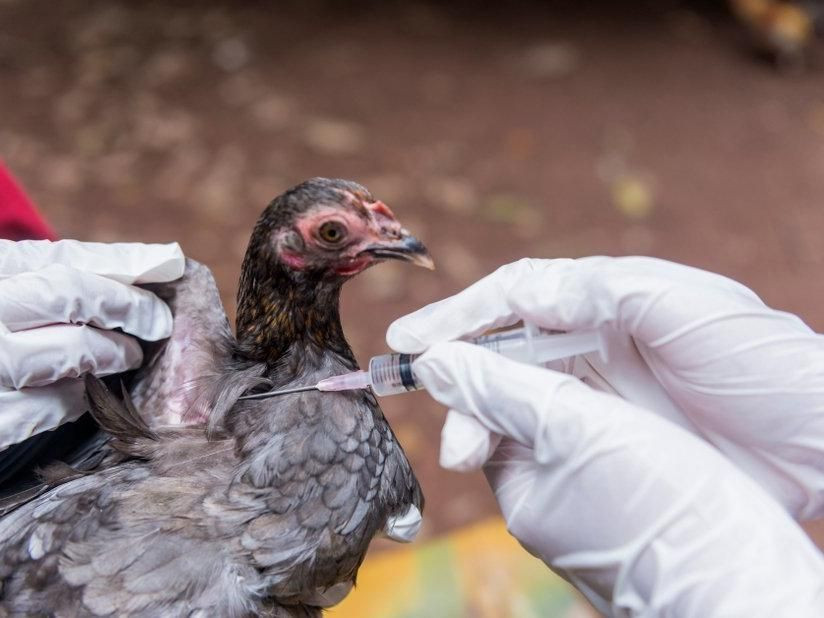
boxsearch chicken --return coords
[0,178,430,616]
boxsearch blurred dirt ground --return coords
[3,0,824,554]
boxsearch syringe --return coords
[238,325,606,400]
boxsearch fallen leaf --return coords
[611,175,654,219]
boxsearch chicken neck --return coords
[235,257,356,378]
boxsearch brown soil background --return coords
[3,0,824,546]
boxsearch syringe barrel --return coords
[366,325,603,397]
[367,327,540,396]
[368,353,423,396]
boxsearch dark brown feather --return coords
[84,375,158,457]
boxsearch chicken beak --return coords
[362,233,435,270]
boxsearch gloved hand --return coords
[388,257,824,615]
[0,240,184,450]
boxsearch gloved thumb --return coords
[439,410,501,471]
[387,259,548,353]
[414,340,594,464]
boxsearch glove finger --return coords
[439,409,501,472]
[0,264,173,340]
[389,255,770,354]
[415,340,601,457]
[417,340,710,469]
[0,380,86,450]
[387,258,557,353]
[505,256,772,341]
[0,324,143,389]
[0,240,185,284]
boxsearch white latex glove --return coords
[387,257,824,616]
[0,240,185,449]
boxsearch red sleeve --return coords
[0,163,56,241]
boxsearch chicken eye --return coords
[318,221,347,244]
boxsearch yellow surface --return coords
[331,517,593,618]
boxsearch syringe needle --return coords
[237,326,605,401]
[238,384,320,401]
